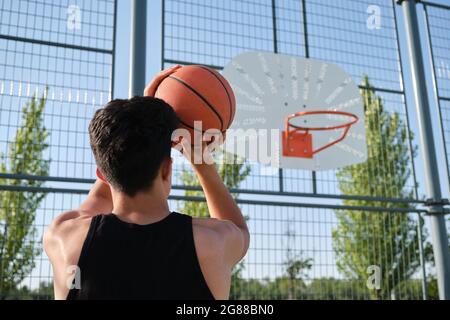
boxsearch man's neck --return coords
[111,190,170,225]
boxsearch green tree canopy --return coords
[0,92,50,297]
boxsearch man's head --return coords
[89,96,179,197]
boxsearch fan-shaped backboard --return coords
[221,51,367,170]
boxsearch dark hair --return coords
[89,96,179,196]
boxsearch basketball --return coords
[154,65,236,141]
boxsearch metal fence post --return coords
[129,0,147,97]
[422,3,450,203]
[397,0,450,299]
[417,212,428,300]
[270,0,284,193]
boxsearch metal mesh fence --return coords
[0,0,116,299]
[0,0,448,300]
[424,1,450,194]
[0,188,428,300]
[423,1,450,255]
[163,0,418,200]
[0,0,115,181]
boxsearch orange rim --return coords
[286,110,358,132]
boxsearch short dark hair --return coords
[89,96,179,196]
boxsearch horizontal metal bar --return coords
[0,173,94,184]
[163,59,223,70]
[0,184,88,194]
[0,184,427,213]
[440,96,450,102]
[171,185,425,204]
[169,195,427,213]
[0,34,113,55]
[358,85,404,95]
[0,173,425,204]
[421,1,450,10]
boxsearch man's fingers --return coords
[162,64,182,76]
[143,65,182,97]
[155,65,182,81]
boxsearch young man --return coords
[43,66,250,300]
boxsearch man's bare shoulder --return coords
[191,217,245,265]
[191,218,228,254]
[47,210,93,236]
[43,211,94,259]
[192,217,238,240]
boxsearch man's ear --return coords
[161,157,173,181]
[96,168,108,183]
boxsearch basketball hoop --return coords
[282,110,359,158]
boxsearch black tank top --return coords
[66,212,215,300]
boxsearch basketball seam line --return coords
[196,65,233,129]
[168,75,224,131]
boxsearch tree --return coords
[332,76,423,299]
[0,92,50,297]
[305,278,368,300]
[283,228,312,299]
[178,150,250,298]
[2,281,53,300]
[283,256,312,299]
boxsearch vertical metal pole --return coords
[423,4,450,197]
[129,0,147,97]
[417,212,428,300]
[392,0,419,201]
[271,0,284,192]
[161,0,165,70]
[301,0,317,194]
[397,0,450,299]
[393,0,424,297]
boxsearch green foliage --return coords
[230,276,424,300]
[283,255,312,300]
[1,281,53,300]
[0,92,50,297]
[231,249,312,299]
[332,76,423,299]
[306,278,367,300]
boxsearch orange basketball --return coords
[155,65,236,141]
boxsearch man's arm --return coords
[78,178,113,215]
[44,178,112,254]
[192,162,250,267]
[43,179,112,299]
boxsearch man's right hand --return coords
[178,138,215,167]
[179,138,250,267]
[143,65,182,97]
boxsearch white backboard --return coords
[221,51,367,170]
